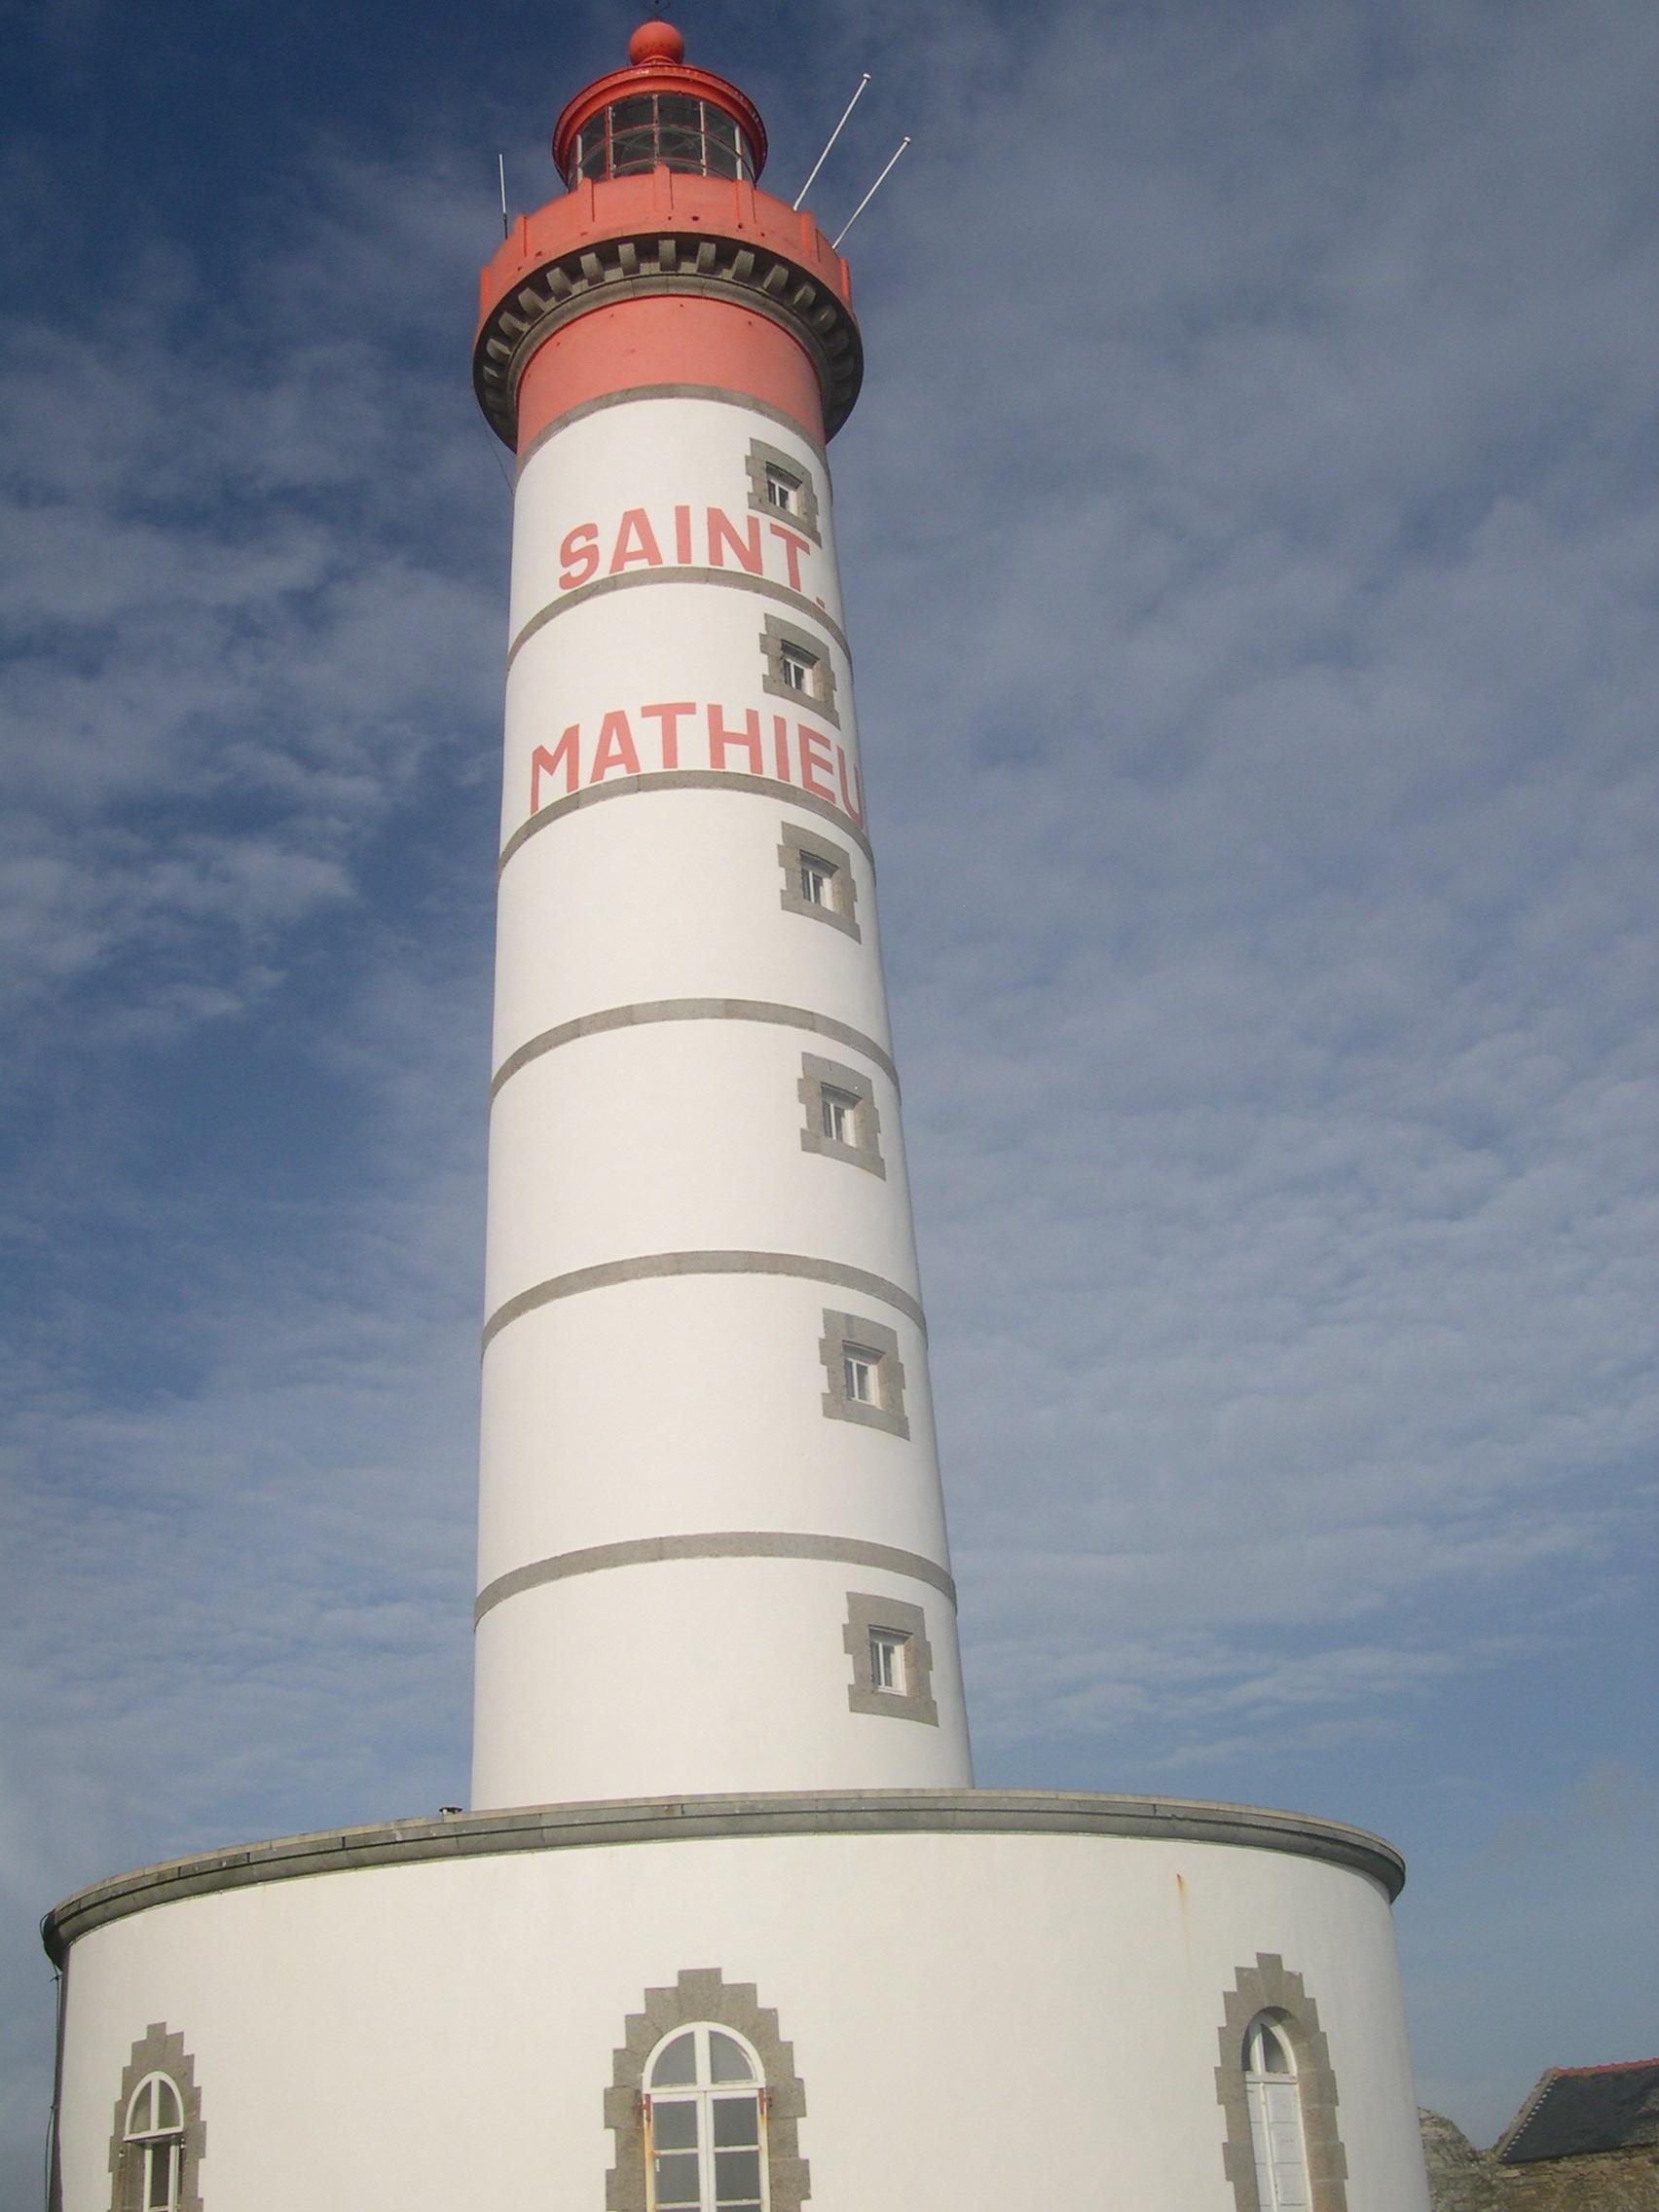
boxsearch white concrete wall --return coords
[473,1560,971,1802]
[477,390,971,1808]
[55,1828,1431,2211]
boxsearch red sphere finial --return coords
[628,18,685,63]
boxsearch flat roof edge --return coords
[42,1787,1406,1960]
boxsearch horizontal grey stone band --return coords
[483,1250,925,1352]
[42,1788,1407,1958]
[474,1532,957,1626]
[491,999,898,1103]
[507,570,849,676]
[498,770,874,875]
[517,385,830,478]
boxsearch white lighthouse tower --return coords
[471,16,968,1812]
[43,27,1433,2212]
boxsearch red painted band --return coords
[516,295,827,454]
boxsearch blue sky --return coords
[2,0,1655,2196]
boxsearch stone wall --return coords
[1422,2113,1659,2212]
[1421,2112,1503,2212]
[1499,2146,1659,2211]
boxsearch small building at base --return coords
[49,1792,1428,2209]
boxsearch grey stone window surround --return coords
[760,614,840,727]
[842,1591,939,1725]
[819,1308,908,1438]
[605,1967,809,2212]
[745,436,823,543]
[1215,1955,1349,2212]
[798,1052,885,1178]
[107,2023,204,2212]
[777,822,861,940]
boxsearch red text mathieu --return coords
[557,507,819,598]
[528,702,864,828]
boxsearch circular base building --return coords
[47,1790,1427,2211]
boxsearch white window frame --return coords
[777,643,815,694]
[798,854,832,906]
[868,1626,906,1691]
[819,1086,857,1145]
[644,2023,771,2212]
[842,1347,877,1404]
[765,464,798,513]
[1244,2016,1312,2211]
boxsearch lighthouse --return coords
[470,18,969,1809]
[43,27,1433,2212]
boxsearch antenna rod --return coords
[830,136,910,250]
[498,155,510,240]
[793,75,871,211]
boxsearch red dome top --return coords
[628,18,685,64]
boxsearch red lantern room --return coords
[552,19,769,189]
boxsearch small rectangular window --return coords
[869,1628,905,1691]
[844,1591,939,1724]
[760,615,839,724]
[799,1051,885,1178]
[779,824,861,939]
[746,437,822,542]
[820,1088,856,1144]
[820,1308,908,1436]
[843,1349,876,1403]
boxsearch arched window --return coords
[645,2024,768,2212]
[123,2073,185,2211]
[1244,2015,1311,2211]
[1215,1957,1347,2211]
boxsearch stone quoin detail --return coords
[106,2024,204,2212]
[1215,1955,1350,2212]
[745,435,823,542]
[798,1051,885,1176]
[843,1591,939,1724]
[760,613,840,725]
[819,1309,910,1438]
[605,1969,809,2212]
[777,821,862,938]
